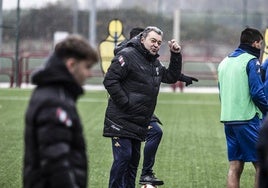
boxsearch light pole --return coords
[15,0,20,87]
[242,0,248,27]
[72,0,78,34]
[173,0,181,43]
[89,0,96,47]
[0,0,2,52]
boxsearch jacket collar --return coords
[31,54,84,100]
[238,43,261,59]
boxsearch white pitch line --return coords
[0,96,30,101]
[0,96,220,105]
[157,100,219,105]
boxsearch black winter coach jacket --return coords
[23,55,88,188]
[103,36,182,141]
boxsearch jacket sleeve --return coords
[161,51,182,84]
[35,105,78,188]
[247,59,268,114]
[103,54,129,109]
[261,58,268,82]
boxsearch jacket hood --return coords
[31,54,84,99]
[114,39,128,55]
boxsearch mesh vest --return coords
[218,53,262,122]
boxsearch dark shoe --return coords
[139,173,164,185]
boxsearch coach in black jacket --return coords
[103,26,182,188]
[23,35,98,188]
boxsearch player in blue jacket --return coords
[218,27,268,188]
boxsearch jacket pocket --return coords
[127,93,150,115]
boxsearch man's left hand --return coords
[179,74,199,86]
[168,39,181,53]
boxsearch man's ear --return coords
[252,41,257,48]
[252,40,263,49]
[141,36,145,44]
[65,58,76,72]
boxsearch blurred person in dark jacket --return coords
[23,35,99,188]
[103,26,182,188]
[114,27,198,186]
[257,117,268,188]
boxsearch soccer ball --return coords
[141,184,156,188]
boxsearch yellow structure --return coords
[262,28,268,63]
[99,19,126,74]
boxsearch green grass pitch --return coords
[0,89,256,187]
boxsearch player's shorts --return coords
[224,115,261,162]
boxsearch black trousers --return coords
[141,121,163,176]
[109,137,141,188]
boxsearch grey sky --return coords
[2,0,122,10]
